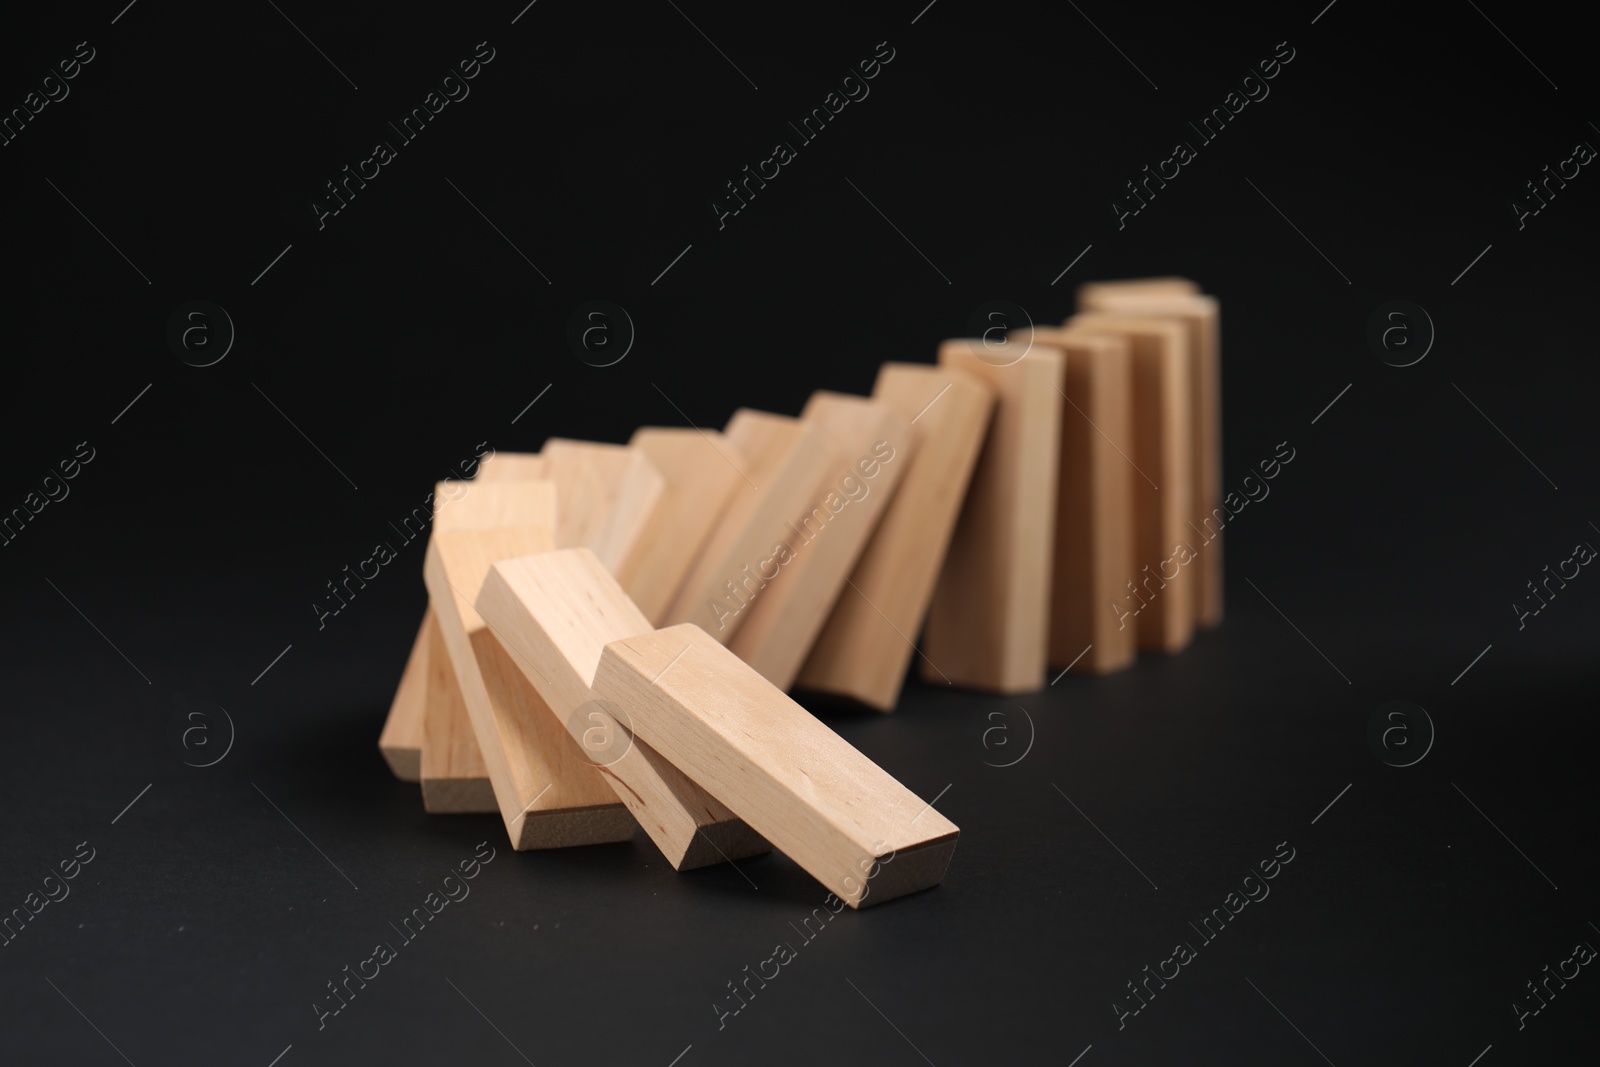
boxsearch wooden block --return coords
[922,341,1066,692]
[1077,290,1222,628]
[594,624,959,907]
[422,481,635,849]
[1065,313,1194,653]
[419,606,496,813]
[378,612,429,782]
[475,452,545,481]
[540,440,664,570]
[663,411,836,644]
[476,548,769,869]
[796,367,993,709]
[617,428,747,625]
[1076,277,1199,305]
[1018,328,1138,675]
[727,394,913,690]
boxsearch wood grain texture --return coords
[476,548,769,869]
[1077,289,1223,628]
[617,428,747,625]
[378,611,430,782]
[419,606,496,813]
[663,411,835,644]
[422,481,635,849]
[594,624,959,907]
[727,393,913,690]
[475,452,545,481]
[1020,328,1138,674]
[540,440,664,570]
[797,366,993,709]
[1065,313,1195,653]
[922,340,1066,693]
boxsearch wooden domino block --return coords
[922,340,1066,692]
[476,548,770,869]
[1019,328,1138,675]
[663,411,835,644]
[423,481,634,849]
[616,428,746,625]
[475,452,545,481]
[419,607,496,813]
[797,366,993,709]
[1077,289,1223,628]
[594,624,959,907]
[540,440,664,570]
[378,612,429,781]
[1065,313,1194,653]
[1077,277,1200,304]
[727,394,913,690]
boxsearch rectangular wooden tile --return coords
[728,393,913,691]
[617,428,747,625]
[1076,277,1199,305]
[797,366,993,709]
[475,452,545,481]
[419,605,496,813]
[476,548,769,869]
[378,612,430,782]
[594,624,959,907]
[1065,313,1195,653]
[922,340,1066,692]
[540,439,664,571]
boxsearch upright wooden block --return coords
[664,411,835,644]
[378,612,430,782]
[1065,313,1194,653]
[922,340,1066,693]
[1019,328,1138,675]
[617,428,747,625]
[476,452,545,481]
[419,607,496,813]
[594,624,959,907]
[1077,289,1223,628]
[476,549,769,869]
[1077,277,1199,304]
[727,394,913,690]
[540,440,664,571]
[423,481,634,849]
[797,367,993,709]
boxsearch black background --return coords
[2,1,1597,1064]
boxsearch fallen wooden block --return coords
[727,393,913,690]
[476,548,770,869]
[419,606,496,813]
[616,428,746,626]
[378,612,430,781]
[540,440,664,571]
[1065,312,1195,653]
[1077,288,1223,628]
[1021,327,1139,675]
[594,624,959,907]
[664,411,835,644]
[797,366,993,709]
[423,480,635,849]
[922,340,1065,692]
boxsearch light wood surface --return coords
[422,481,635,849]
[476,548,769,868]
[378,612,429,781]
[475,452,546,481]
[419,606,496,813]
[663,411,835,644]
[1065,313,1194,653]
[922,340,1066,692]
[1077,289,1222,628]
[728,393,913,690]
[541,439,664,571]
[1077,277,1199,304]
[617,428,747,625]
[797,366,993,709]
[594,624,960,907]
[1021,328,1138,674]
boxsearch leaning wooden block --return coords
[1077,289,1223,629]
[420,606,496,814]
[423,481,634,849]
[617,428,747,625]
[378,612,430,781]
[923,340,1066,693]
[728,393,913,690]
[594,624,959,907]
[475,452,545,481]
[476,548,769,869]
[664,411,835,644]
[1065,313,1194,653]
[540,440,664,571]
[1019,328,1138,675]
[797,366,993,709]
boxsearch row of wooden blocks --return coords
[378,276,1220,905]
